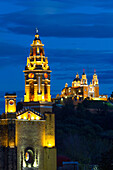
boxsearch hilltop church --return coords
[58,70,107,101]
[0,30,57,170]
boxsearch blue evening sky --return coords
[0,0,113,112]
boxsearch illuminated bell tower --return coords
[81,69,88,85]
[24,29,51,102]
[5,93,17,118]
[81,69,88,98]
[92,69,99,86]
[92,70,99,97]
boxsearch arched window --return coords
[24,147,34,167]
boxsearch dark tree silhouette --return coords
[98,147,113,170]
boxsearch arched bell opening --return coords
[44,82,48,101]
[29,81,34,101]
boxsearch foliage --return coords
[54,98,113,164]
[98,147,113,170]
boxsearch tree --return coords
[98,147,113,170]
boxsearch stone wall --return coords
[16,120,45,170]
[0,146,17,170]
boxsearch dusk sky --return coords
[0,0,113,112]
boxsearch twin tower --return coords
[0,30,56,170]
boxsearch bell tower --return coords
[24,29,51,102]
[92,69,99,86]
[81,69,88,85]
[92,69,99,97]
[81,69,88,98]
[5,93,17,118]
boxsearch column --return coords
[47,84,51,102]
[38,76,41,94]
[24,84,30,102]
[42,84,45,101]
[38,75,42,101]
[34,84,38,101]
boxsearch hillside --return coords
[53,98,113,165]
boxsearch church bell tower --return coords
[92,70,99,97]
[81,69,88,98]
[24,29,51,102]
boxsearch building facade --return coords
[59,70,107,101]
[0,30,57,170]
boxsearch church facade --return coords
[59,70,107,101]
[0,30,57,170]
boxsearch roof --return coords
[16,108,44,119]
[82,72,85,75]
[73,77,81,81]
[5,92,16,96]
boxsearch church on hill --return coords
[57,70,107,101]
[0,30,57,170]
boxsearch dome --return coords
[73,77,81,82]
[73,73,81,82]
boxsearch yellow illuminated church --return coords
[0,30,57,170]
[58,70,107,101]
